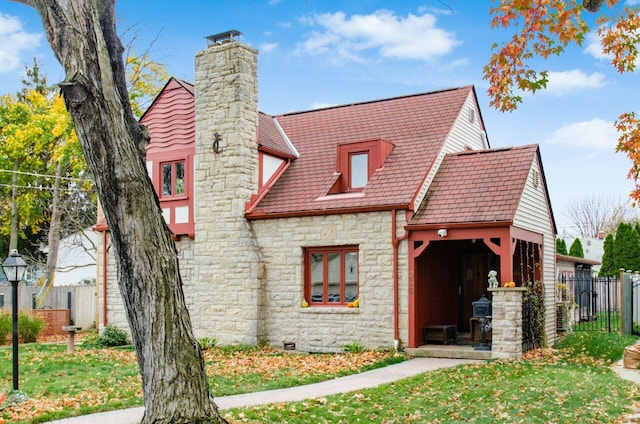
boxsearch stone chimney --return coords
[193,31,264,344]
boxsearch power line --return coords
[0,183,94,193]
[0,169,90,183]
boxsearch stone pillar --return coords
[488,287,525,360]
[193,37,264,345]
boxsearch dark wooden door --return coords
[458,252,489,332]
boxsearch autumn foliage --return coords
[485,0,640,203]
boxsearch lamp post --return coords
[2,249,27,391]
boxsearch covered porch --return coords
[406,224,543,360]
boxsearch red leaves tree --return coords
[485,0,640,203]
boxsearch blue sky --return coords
[1,0,639,236]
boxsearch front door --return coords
[458,251,490,332]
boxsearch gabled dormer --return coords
[328,138,394,194]
[141,77,195,238]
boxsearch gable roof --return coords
[248,86,476,217]
[409,145,541,226]
[142,77,195,155]
[258,112,298,158]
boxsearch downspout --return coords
[102,231,108,327]
[391,209,409,351]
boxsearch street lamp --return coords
[2,249,27,391]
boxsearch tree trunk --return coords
[42,161,63,297]
[19,1,226,422]
[9,159,19,253]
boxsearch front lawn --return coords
[224,332,640,423]
[1,332,638,423]
[0,342,402,423]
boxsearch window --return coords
[329,138,394,194]
[305,246,359,306]
[161,160,185,197]
[350,153,368,189]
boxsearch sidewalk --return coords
[46,357,479,423]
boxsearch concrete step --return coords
[405,345,492,360]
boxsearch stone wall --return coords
[193,40,264,345]
[252,211,408,352]
[488,287,525,360]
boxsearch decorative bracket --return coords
[213,132,222,154]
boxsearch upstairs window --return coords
[329,138,394,194]
[305,246,359,306]
[350,153,368,189]
[161,160,185,197]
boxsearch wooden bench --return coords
[423,325,456,345]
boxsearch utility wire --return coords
[0,168,90,183]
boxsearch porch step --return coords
[405,345,491,360]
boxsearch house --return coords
[41,227,97,286]
[95,31,557,358]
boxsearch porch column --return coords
[488,287,525,360]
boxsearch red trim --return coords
[247,159,291,214]
[258,144,297,160]
[148,148,194,236]
[332,138,395,193]
[246,203,409,220]
[303,245,359,306]
[102,231,108,327]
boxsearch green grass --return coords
[572,311,621,332]
[0,342,402,423]
[224,332,640,423]
[2,332,640,423]
[554,331,638,363]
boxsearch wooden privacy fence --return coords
[0,284,95,335]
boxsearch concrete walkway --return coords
[45,357,479,423]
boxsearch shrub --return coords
[98,325,128,347]
[18,313,45,343]
[343,342,365,353]
[0,312,10,344]
[199,337,217,350]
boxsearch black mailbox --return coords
[472,294,492,318]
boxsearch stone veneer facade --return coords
[192,40,265,345]
[488,287,525,360]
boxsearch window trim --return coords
[332,138,394,194]
[304,245,359,306]
[160,159,188,200]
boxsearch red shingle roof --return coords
[258,112,297,158]
[250,86,474,216]
[409,145,540,226]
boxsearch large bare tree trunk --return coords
[16,1,225,422]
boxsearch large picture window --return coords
[161,160,185,197]
[305,246,359,306]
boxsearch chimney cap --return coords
[206,30,242,45]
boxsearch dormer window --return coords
[329,138,394,194]
[350,152,368,189]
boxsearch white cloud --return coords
[310,101,336,109]
[585,31,609,61]
[260,42,278,53]
[545,70,606,94]
[545,118,617,151]
[296,10,458,63]
[0,14,41,72]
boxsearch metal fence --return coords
[557,275,620,332]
